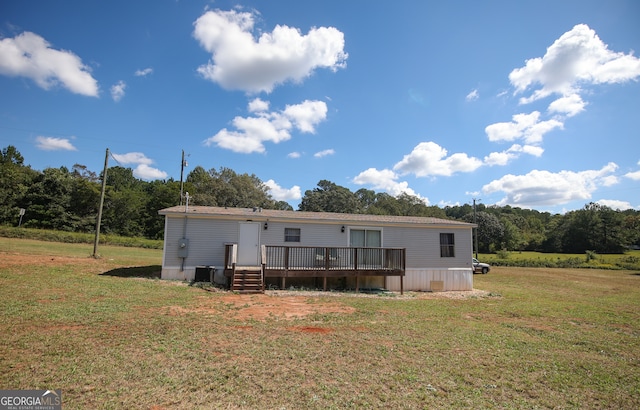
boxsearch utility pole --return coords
[179,149,188,205]
[473,198,479,259]
[93,148,109,258]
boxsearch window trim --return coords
[440,233,455,258]
[284,227,301,243]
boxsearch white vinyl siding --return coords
[163,215,239,269]
[161,211,474,288]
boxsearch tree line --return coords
[1,145,638,253]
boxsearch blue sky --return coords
[1,0,639,213]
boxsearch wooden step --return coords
[232,269,264,293]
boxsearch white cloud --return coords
[283,100,328,133]
[112,152,167,180]
[485,111,564,145]
[288,152,301,159]
[393,141,483,177]
[596,199,637,211]
[624,168,640,180]
[204,99,327,153]
[482,162,620,207]
[484,150,517,167]
[112,152,153,165]
[520,144,545,157]
[484,144,544,166]
[466,89,479,101]
[314,149,335,158]
[35,136,77,151]
[193,9,348,93]
[509,24,640,104]
[134,67,153,77]
[0,31,98,96]
[133,164,168,180]
[352,168,425,201]
[248,98,269,113]
[264,179,301,201]
[548,93,586,117]
[110,80,126,102]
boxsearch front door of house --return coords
[237,222,260,266]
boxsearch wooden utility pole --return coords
[179,149,186,205]
[93,148,109,258]
[473,198,479,259]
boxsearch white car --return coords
[473,258,490,274]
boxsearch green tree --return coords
[355,188,377,213]
[622,212,640,249]
[186,166,277,209]
[185,166,216,205]
[463,211,504,253]
[22,167,75,230]
[444,203,474,220]
[143,179,181,239]
[0,146,38,225]
[68,175,101,231]
[106,166,140,191]
[299,180,360,213]
[103,187,145,236]
[101,166,146,236]
[367,192,402,215]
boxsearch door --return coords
[238,222,260,266]
[350,228,382,268]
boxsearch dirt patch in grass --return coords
[171,293,356,321]
[287,326,334,334]
[168,289,494,321]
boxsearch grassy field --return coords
[477,250,640,270]
[1,238,639,409]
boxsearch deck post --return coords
[355,275,359,293]
[323,276,327,291]
[400,275,404,295]
[281,276,286,289]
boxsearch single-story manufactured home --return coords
[158,206,476,293]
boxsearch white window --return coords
[349,229,381,247]
[284,228,301,242]
[440,233,455,257]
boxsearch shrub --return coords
[496,249,510,259]
[0,225,163,249]
[585,250,597,263]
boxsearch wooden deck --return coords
[224,245,406,293]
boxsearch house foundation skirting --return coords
[162,266,226,285]
[386,268,472,292]
[163,266,472,292]
[161,267,189,281]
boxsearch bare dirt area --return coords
[170,293,357,321]
[170,288,493,322]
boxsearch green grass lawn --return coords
[1,238,639,409]
[477,250,640,270]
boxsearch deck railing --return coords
[266,246,405,272]
[225,244,405,272]
[224,244,405,293]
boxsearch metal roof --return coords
[159,206,474,228]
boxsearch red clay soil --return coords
[170,293,356,322]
